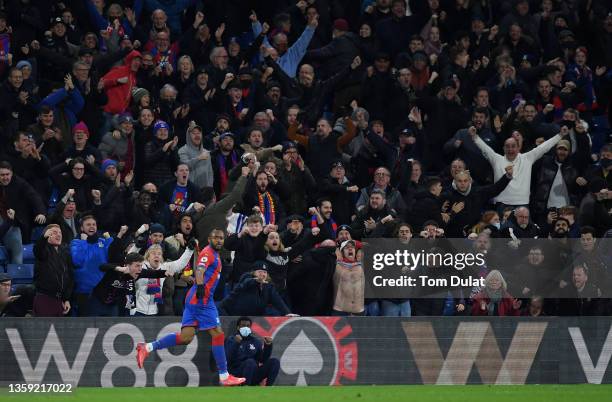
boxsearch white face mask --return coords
[239,326,251,337]
[492,222,501,229]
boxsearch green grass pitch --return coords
[2,385,611,402]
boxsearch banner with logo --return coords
[1,317,611,386]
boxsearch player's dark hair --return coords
[125,252,144,264]
[316,198,332,209]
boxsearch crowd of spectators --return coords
[1,0,611,318]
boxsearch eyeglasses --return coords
[374,172,390,177]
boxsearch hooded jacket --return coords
[178,128,214,189]
[102,50,141,114]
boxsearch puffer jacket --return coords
[532,156,580,215]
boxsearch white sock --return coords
[145,343,154,352]
[219,371,229,381]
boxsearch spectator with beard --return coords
[279,141,316,216]
[351,189,397,239]
[559,265,605,316]
[279,215,306,247]
[308,198,338,241]
[288,117,356,179]
[127,183,164,231]
[242,170,284,226]
[211,132,242,197]
[26,106,64,165]
[70,214,113,316]
[239,128,282,164]
[208,114,232,149]
[356,166,405,216]
[179,122,214,189]
[532,138,588,225]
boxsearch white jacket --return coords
[133,248,194,315]
[474,133,562,205]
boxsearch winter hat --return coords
[131,87,150,104]
[149,223,166,235]
[101,159,118,173]
[282,141,298,154]
[333,18,349,32]
[340,240,356,252]
[16,60,32,70]
[219,132,235,141]
[153,120,170,134]
[117,113,134,125]
[73,121,90,137]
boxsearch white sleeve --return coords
[161,248,194,275]
[524,134,562,162]
[474,135,501,165]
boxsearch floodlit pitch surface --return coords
[2,385,611,402]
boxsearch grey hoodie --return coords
[178,127,214,189]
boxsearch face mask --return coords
[492,222,501,230]
[239,327,251,337]
[601,158,612,169]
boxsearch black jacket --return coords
[33,235,74,302]
[319,176,357,225]
[224,232,267,284]
[219,272,290,316]
[445,175,511,238]
[408,191,446,231]
[532,156,580,215]
[0,175,46,243]
[306,32,361,80]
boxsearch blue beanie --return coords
[101,159,118,172]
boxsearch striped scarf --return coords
[217,151,238,195]
[258,192,276,225]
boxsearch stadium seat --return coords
[0,246,7,264]
[6,264,35,285]
[22,244,35,264]
[31,227,45,243]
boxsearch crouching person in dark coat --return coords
[225,316,280,386]
[218,261,293,317]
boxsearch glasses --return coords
[375,172,390,177]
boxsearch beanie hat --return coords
[16,60,32,70]
[149,223,165,235]
[131,87,150,104]
[153,120,170,134]
[333,18,349,32]
[73,121,90,137]
[101,159,118,172]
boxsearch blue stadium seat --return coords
[0,246,7,264]
[31,227,45,243]
[22,244,35,264]
[6,264,34,285]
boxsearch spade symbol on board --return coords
[280,330,323,385]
